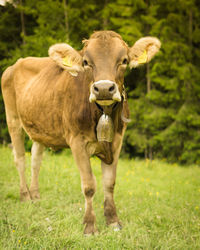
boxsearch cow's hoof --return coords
[109,222,122,231]
[20,191,31,202]
[84,231,99,237]
[30,189,40,200]
[84,224,98,236]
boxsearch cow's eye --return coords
[83,60,89,66]
[122,58,128,65]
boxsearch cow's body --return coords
[2,31,160,235]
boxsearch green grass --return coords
[0,146,200,249]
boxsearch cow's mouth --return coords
[95,100,119,117]
[95,99,115,106]
[89,80,121,105]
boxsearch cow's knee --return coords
[84,187,95,198]
[82,174,96,197]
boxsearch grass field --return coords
[0,146,200,249]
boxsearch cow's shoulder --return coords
[12,57,60,92]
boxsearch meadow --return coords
[0,146,200,249]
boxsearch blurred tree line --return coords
[0,0,200,164]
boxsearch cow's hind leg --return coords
[71,138,97,235]
[2,68,31,201]
[7,113,31,201]
[29,141,45,200]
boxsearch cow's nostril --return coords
[94,86,99,92]
[109,85,115,92]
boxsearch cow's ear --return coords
[129,37,161,68]
[48,43,83,76]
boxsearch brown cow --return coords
[1,31,160,235]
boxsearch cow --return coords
[1,31,161,235]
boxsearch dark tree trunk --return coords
[189,10,193,51]
[19,0,26,45]
[63,0,69,41]
[147,63,151,93]
[103,0,108,30]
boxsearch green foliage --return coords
[0,0,200,164]
[124,0,200,164]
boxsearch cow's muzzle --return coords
[89,80,121,105]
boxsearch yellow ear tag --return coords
[62,57,73,67]
[138,50,148,64]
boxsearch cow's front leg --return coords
[101,161,121,230]
[101,133,123,230]
[71,139,97,235]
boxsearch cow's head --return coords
[49,31,161,106]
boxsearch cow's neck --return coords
[86,94,129,165]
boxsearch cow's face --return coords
[82,36,128,105]
[49,31,161,106]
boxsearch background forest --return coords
[0,0,200,164]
